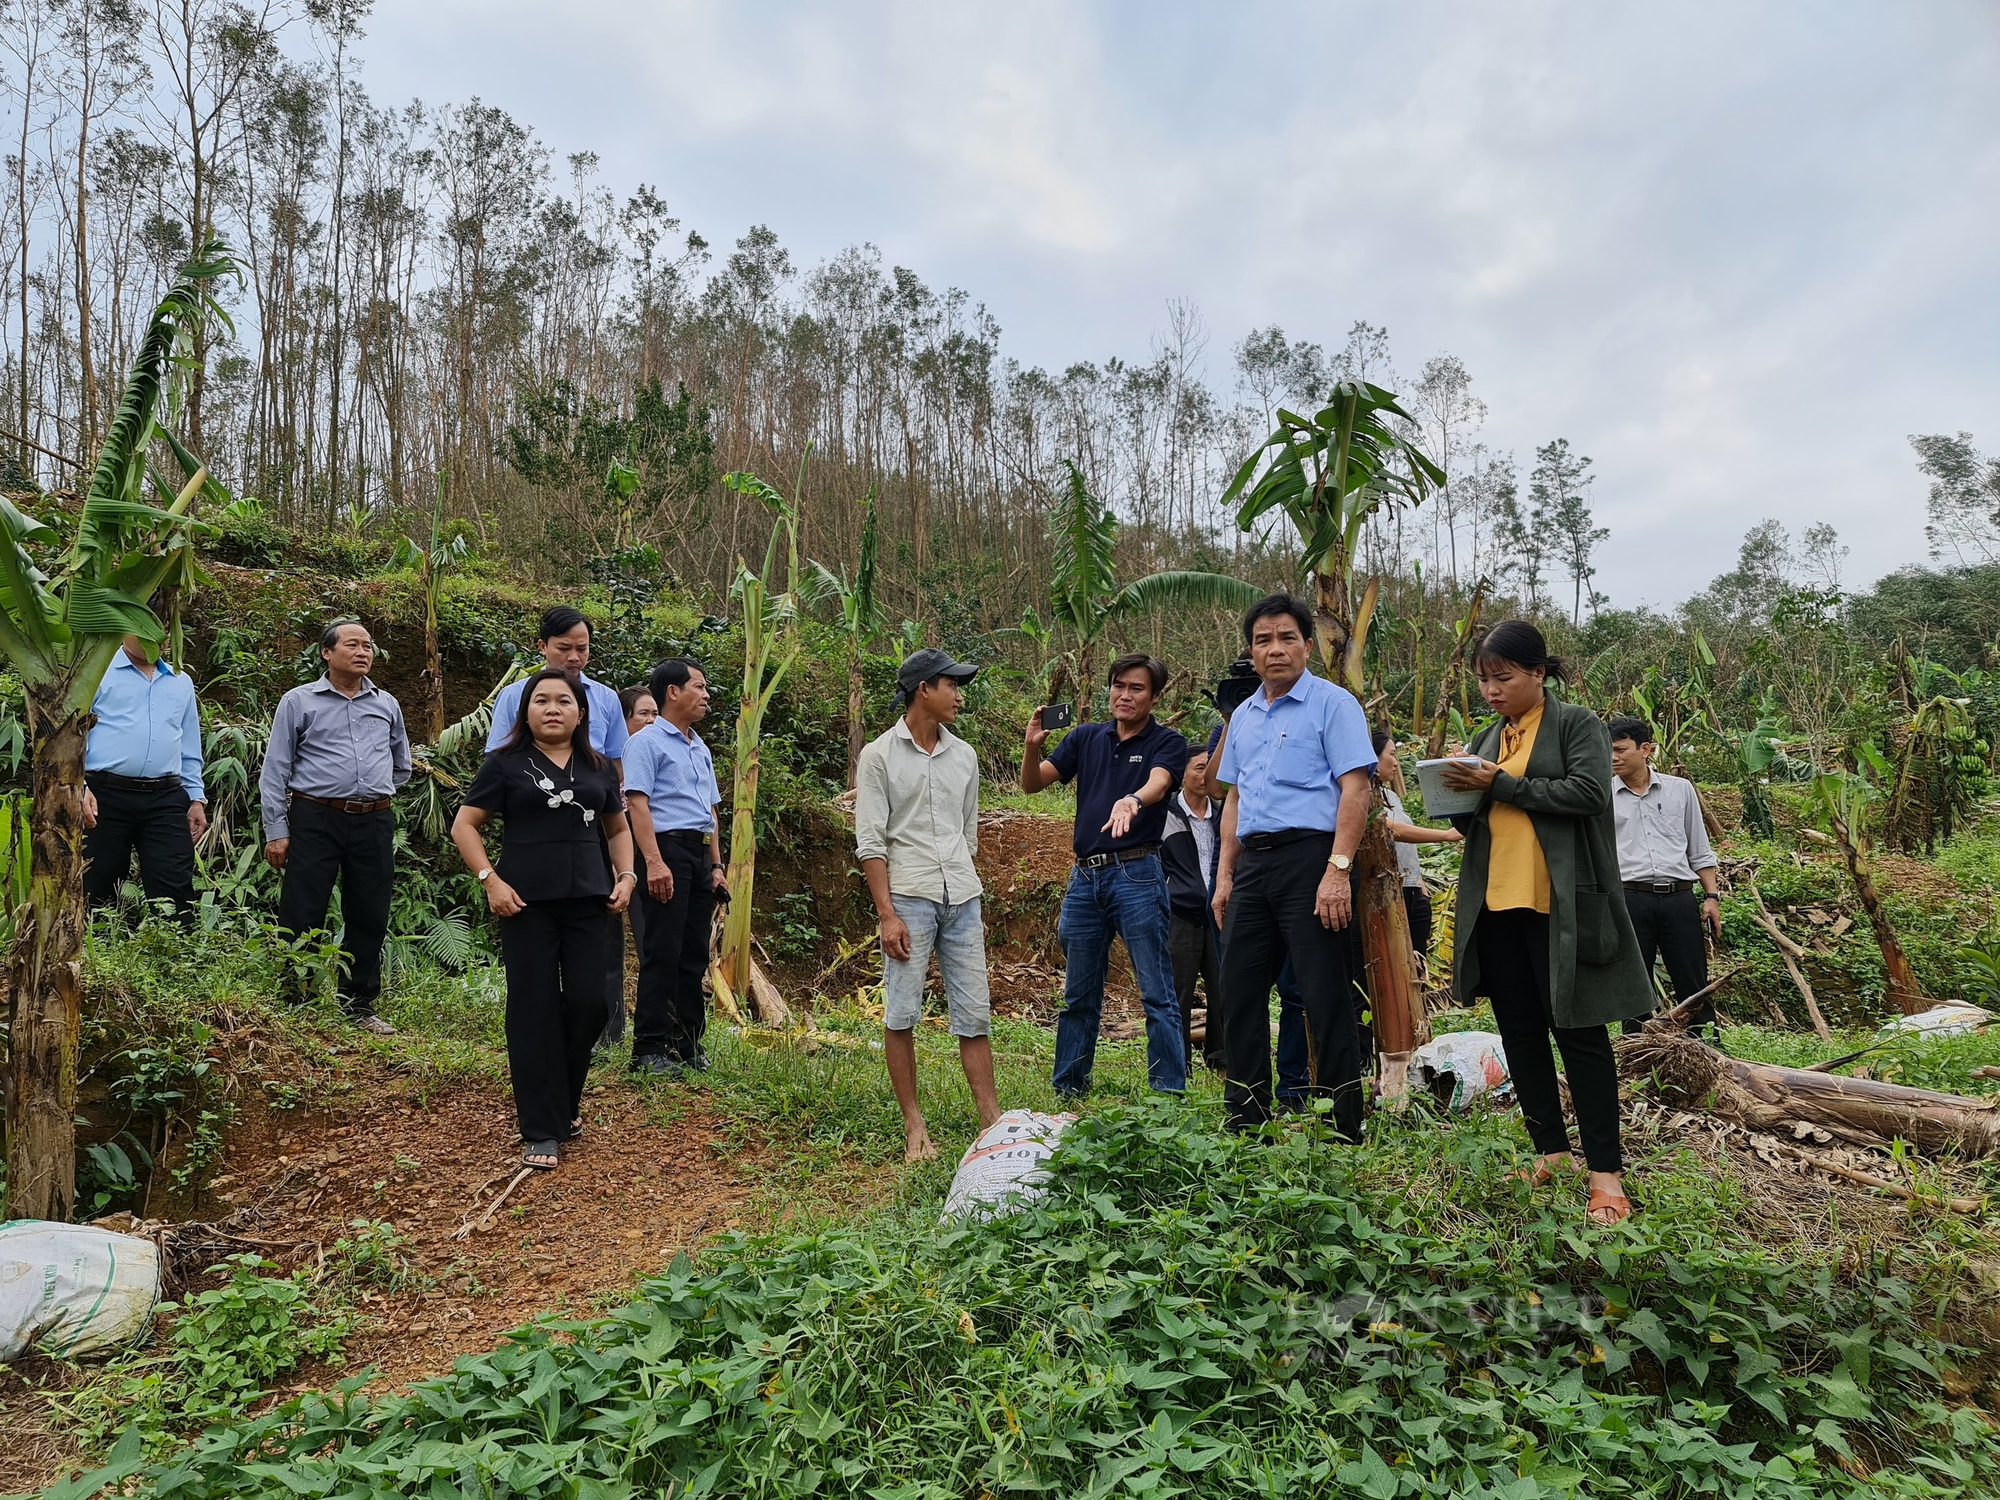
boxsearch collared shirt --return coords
[486,670,629,762]
[259,676,413,840]
[86,655,204,801]
[1180,793,1218,889]
[1613,769,1717,883]
[1045,717,1189,857]
[1215,670,1375,839]
[621,718,720,832]
[1381,787,1424,889]
[1486,701,1550,913]
[854,718,981,903]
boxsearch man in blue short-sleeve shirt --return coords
[622,657,727,1076]
[1022,653,1189,1096]
[486,606,629,766]
[1211,594,1377,1140]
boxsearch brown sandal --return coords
[1511,1155,1582,1187]
[1587,1187,1633,1226]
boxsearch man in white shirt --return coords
[854,648,1003,1162]
[1608,716,1721,1032]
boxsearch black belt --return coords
[662,829,711,847]
[293,791,394,814]
[87,772,182,793]
[1078,842,1160,870]
[1240,828,1330,852]
[1624,879,1695,895]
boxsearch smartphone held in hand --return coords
[1039,702,1075,732]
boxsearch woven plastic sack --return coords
[1410,1031,1512,1111]
[0,1220,160,1361]
[1878,1003,1990,1040]
[940,1109,1075,1223]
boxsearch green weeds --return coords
[66,1101,2000,1499]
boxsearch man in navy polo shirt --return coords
[1022,653,1189,1095]
[1211,594,1376,1140]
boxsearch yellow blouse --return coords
[1484,701,1550,914]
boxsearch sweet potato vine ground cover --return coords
[53,1096,2000,1500]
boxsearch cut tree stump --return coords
[1620,1030,2000,1158]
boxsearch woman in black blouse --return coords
[452,669,638,1170]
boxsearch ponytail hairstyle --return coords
[1472,620,1568,683]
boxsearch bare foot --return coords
[904,1127,937,1164]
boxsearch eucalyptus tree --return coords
[388,474,470,741]
[3,239,233,1219]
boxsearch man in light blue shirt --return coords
[485,605,629,767]
[622,657,727,1076]
[83,635,206,917]
[1211,595,1376,1139]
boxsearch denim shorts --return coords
[883,893,991,1037]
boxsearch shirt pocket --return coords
[1271,735,1327,790]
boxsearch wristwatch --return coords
[476,868,493,883]
[1329,853,1353,872]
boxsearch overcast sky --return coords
[355,1,2000,609]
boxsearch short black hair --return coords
[1473,619,1568,683]
[318,617,370,654]
[1106,652,1167,695]
[648,656,704,706]
[536,605,590,643]
[1242,593,1315,646]
[1607,715,1654,748]
[1370,727,1393,756]
[619,684,655,720]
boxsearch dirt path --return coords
[0,1068,784,1493]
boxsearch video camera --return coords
[1209,654,1259,717]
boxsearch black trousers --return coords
[1219,834,1366,1141]
[500,897,610,1142]
[633,835,717,1061]
[1403,887,1432,972]
[1169,912,1225,1071]
[83,778,196,917]
[1622,889,1710,1033]
[276,799,395,1016]
[1475,906,1623,1173]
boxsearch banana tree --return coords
[717,458,804,1017]
[1224,381,1445,696]
[1021,461,1265,716]
[389,475,471,742]
[1224,382,1445,1102]
[806,485,886,788]
[1813,755,1928,1017]
[4,239,235,1219]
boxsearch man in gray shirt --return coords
[854,648,1002,1162]
[1608,716,1720,1033]
[261,619,412,1034]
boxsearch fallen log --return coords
[1619,1030,2000,1158]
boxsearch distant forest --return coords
[4,0,1998,700]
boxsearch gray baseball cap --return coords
[896,647,978,698]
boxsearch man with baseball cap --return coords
[853,648,1003,1162]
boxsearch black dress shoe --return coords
[631,1053,684,1079]
[681,1048,710,1073]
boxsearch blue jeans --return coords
[1053,854,1187,1095]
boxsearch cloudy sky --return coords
[356,1,2000,608]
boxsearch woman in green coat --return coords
[1442,621,1653,1225]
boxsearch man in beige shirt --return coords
[854,648,1003,1162]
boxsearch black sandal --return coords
[566,1117,583,1141]
[522,1140,560,1171]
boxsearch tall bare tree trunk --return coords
[6,689,89,1220]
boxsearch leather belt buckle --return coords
[1080,852,1113,870]
[1651,880,1676,895]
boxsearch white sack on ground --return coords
[941,1110,1075,1223]
[1879,1003,1991,1039]
[0,1221,161,1361]
[1411,1031,1513,1111]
